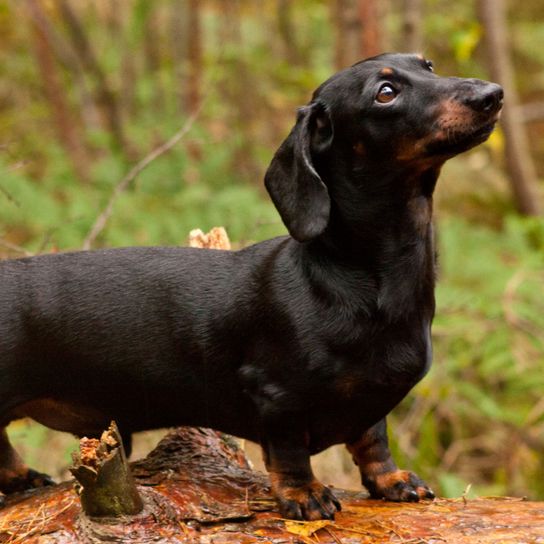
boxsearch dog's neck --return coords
[300,166,439,320]
[310,166,440,264]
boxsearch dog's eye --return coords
[425,60,434,72]
[376,84,397,104]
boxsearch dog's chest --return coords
[335,313,432,385]
[376,239,436,320]
[305,320,432,452]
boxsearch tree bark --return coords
[478,0,541,216]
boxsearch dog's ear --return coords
[264,102,332,242]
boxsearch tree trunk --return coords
[26,0,91,184]
[333,0,385,68]
[478,0,541,216]
[171,0,189,115]
[215,0,261,182]
[402,0,423,53]
[143,5,166,111]
[333,0,362,69]
[277,0,303,66]
[359,0,381,58]
[58,0,128,157]
[185,0,203,114]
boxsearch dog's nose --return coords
[465,83,504,114]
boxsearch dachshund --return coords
[0,53,502,519]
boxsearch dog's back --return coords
[0,243,284,440]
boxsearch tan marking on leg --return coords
[0,429,28,489]
[374,469,411,489]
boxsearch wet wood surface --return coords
[0,427,543,543]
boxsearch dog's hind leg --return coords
[347,418,435,502]
[0,427,54,506]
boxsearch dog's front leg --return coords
[262,421,341,520]
[347,418,435,502]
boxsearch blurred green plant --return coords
[0,121,286,252]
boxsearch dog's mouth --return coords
[465,116,500,143]
[425,112,501,156]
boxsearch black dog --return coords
[0,54,502,519]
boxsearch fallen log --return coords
[1,426,544,543]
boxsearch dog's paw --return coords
[25,468,55,489]
[364,469,434,502]
[273,479,341,520]
[2,468,55,494]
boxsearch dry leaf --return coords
[284,519,333,537]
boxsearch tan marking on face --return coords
[380,67,394,76]
[396,98,477,162]
[437,98,475,131]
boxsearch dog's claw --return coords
[405,488,419,502]
[280,499,304,521]
[274,480,341,521]
[27,468,55,488]
[424,487,436,500]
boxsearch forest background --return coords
[0,0,543,501]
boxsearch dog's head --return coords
[265,53,503,242]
